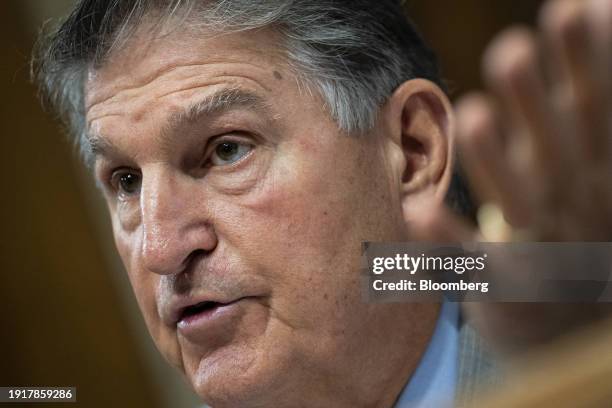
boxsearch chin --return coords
[188,342,292,408]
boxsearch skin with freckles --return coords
[85,22,454,408]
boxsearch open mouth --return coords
[180,301,225,321]
[172,296,252,328]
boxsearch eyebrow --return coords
[165,87,269,132]
[86,87,270,164]
[87,134,120,166]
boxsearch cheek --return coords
[112,219,184,369]
[113,229,151,315]
[111,217,159,333]
[116,199,141,232]
[238,139,394,271]
[112,217,140,281]
[238,167,352,264]
[220,151,383,325]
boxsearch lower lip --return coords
[177,299,245,340]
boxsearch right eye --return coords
[111,170,141,196]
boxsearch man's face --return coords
[85,25,433,407]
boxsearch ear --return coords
[379,79,455,223]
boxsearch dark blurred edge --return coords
[0,2,164,408]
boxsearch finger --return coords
[540,0,609,161]
[455,93,533,228]
[587,0,612,157]
[584,0,612,239]
[482,27,564,180]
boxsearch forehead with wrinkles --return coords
[85,22,287,121]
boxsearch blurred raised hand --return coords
[413,0,612,353]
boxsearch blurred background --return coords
[1,1,545,407]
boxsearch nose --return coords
[139,170,217,275]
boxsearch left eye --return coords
[210,141,253,166]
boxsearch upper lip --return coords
[166,294,243,326]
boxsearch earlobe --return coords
[381,79,455,221]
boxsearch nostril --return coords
[190,249,208,258]
[184,249,209,267]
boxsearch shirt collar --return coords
[394,300,460,408]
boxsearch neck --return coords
[312,303,441,408]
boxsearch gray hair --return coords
[32,0,473,215]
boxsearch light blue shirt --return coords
[394,301,460,408]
